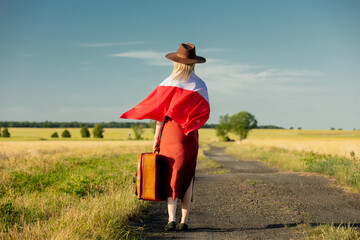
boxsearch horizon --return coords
[1,0,359,130]
[0,120,358,131]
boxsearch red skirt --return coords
[160,117,199,200]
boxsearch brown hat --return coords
[166,43,206,64]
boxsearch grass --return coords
[307,223,360,240]
[1,128,360,238]
[0,128,156,141]
[3,128,360,159]
[218,142,360,192]
[200,128,360,159]
[242,179,261,186]
[0,140,152,239]
[207,168,230,175]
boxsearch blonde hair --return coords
[171,62,195,81]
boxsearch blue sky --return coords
[0,0,359,129]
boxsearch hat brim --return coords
[166,52,206,64]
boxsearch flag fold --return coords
[120,72,210,135]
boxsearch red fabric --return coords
[120,86,210,135]
[160,118,198,200]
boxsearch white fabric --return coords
[159,72,210,103]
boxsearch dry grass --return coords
[201,129,360,159]
[307,223,360,240]
[0,140,152,171]
[0,140,152,239]
[0,128,155,141]
[241,138,360,160]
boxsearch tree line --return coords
[0,121,217,129]
[0,121,285,130]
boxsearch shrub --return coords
[216,114,231,141]
[132,124,145,139]
[62,130,71,138]
[51,132,58,138]
[93,124,104,138]
[80,126,90,138]
[2,128,10,138]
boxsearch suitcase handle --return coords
[154,146,160,154]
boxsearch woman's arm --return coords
[153,121,163,150]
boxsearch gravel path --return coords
[133,145,360,239]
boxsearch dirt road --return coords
[134,145,360,239]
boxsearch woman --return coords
[120,43,210,231]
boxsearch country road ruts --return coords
[134,145,360,240]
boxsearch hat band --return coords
[177,52,196,59]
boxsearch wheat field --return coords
[2,128,360,158]
[206,129,360,159]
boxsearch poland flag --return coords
[120,72,210,135]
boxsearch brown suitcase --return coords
[135,151,165,201]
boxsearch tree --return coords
[51,132,59,138]
[0,126,1,137]
[62,129,71,138]
[80,126,90,138]
[216,114,232,141]
[289,127,294,130]
[2,128,10,137]
[93,124,104,138]
[149,120,156,133]
[132,124,145,139]
[230,111,257,141]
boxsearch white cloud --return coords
[109,49,323,96]
[80,41,148,47]
[109,50,171,66]
[197,60,323,96]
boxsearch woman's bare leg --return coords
[180,178,194,224]
[167,197,177,222]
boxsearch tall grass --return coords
[0,141,152,239]
[307,223,360,240]
[241,138,360,160]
